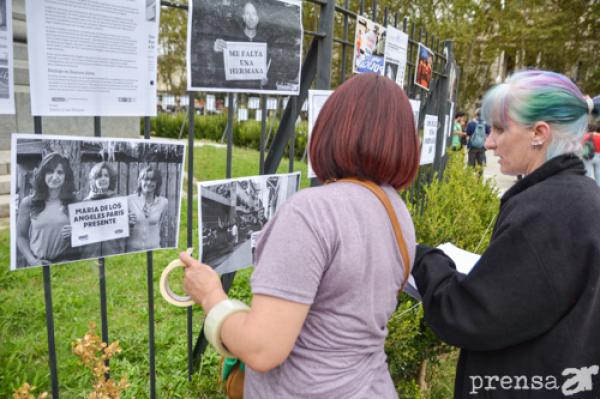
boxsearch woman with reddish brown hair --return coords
[180,73,420,398]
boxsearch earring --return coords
[532,141,543,148]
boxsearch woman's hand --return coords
[61,225,72,240]
[213,38,227,53]
[180,251,227,312]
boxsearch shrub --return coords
[386,151,500,397]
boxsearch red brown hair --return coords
[309,73,419,189]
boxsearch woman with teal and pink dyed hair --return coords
[412,70,600,398]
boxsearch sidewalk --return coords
[481,150,516,197]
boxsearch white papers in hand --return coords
[403,242,481,301]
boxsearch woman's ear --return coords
[532,121,551,146]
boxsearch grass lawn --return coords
[0,144,309,398]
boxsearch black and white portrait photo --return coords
[199,172,300,274]
[187,0,303,95]
[10,134,186,270]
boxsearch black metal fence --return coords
[33,0,458,397]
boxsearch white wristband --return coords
[204,299,250,358]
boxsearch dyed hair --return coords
[88,161,117,194]
[309,73,419,189]
[481,70,600,159]
[31,152,76,216]
[136,165,162,196]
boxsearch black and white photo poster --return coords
[0,0,13,114]
[10,134,186,270]
[26,0,160,116]
[198,172,300,274]
[307,89,332,179]
[187,0,303,95]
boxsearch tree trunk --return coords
[418,358,428,392]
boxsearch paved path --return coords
[481,150,517,197]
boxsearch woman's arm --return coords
[413,224,568,352]
[16,197,40,266]
[181,252,309,372]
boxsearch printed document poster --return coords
[10,134,186,270]
[307,90,333,178]
[188,0,303,95]
[441,114,450,157]
[353,16,385,75]
[420,114,438,165]
[0,0,14,114]
[198,172,301,274]
[383,26,408,87]
[26,0,160,116]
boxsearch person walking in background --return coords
[582,123,600,185]
[81,161,125,258]
[451,111,467,151]
[179,73,420,398]
[413,71,600,398]
[16,152,77,267]
[127,165,169,251]
[466,108,490,168]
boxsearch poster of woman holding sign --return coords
[15,152,78,268]
[10,135,186,270]
[187,0,303,95]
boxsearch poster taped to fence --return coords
[420,114,438,165]
[353,16,385,75]
[26,0,159,116]
[0,0,14,114]
[414,43,434,91]
[69,197,129,247]
[307,90,333,178]
[187,0,303,95]
[383,26,408,87]
[198,172,300,274]
[10,134,186,270]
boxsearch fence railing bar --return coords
[35,115,60,399]
[186,91,196,381]
[371,0,377,20]
[333,38,353,46]
[340,0,350,83]
[160,0,187,10]
[304,30,327,38]
[226,94,234,178]
[143,115,157,399]
[289,96,297,172]
[260,95,267,175]
[94,115,110,381]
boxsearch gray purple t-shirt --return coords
[245,182,416,398]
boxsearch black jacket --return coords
[413,154,600,398]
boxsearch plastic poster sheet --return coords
[198,172,300,274]
[187,0,303,95]
[383,25,408,87]
[238,108,248,121]
[441,114,450,157]
[353,16,385,75]
[409,99,421,135]
[414,43,434,91]
[26,0,159,116]
[248,97,260,109]
[307,89,333,179]
[10,134,186,270]
[0,0,14,114]
[420,114,438,165]
[406,243,480,301]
